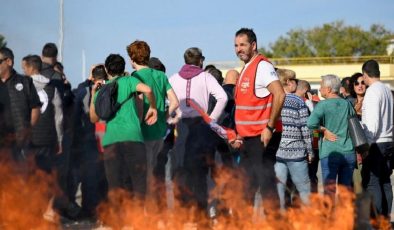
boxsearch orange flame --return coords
[0,155,56,229]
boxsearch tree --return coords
[0,35,6,48]
[259,21,394,58]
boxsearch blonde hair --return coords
[276,68,296,86]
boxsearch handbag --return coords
[348,116,369,156]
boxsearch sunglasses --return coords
[0,57,8,64]
[354,81,365,86]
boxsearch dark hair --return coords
[92,64,108,80]
[126,40,150,66]
[0,47,14,62]
[42,43,58,58]
[104,54,126,76]
[340,77,351,93]
[184,47,204,66]
[148,57,166,73]
[208,68,223,85]
[22,54,42,71]
[235,28,257,45]
[362,59,380,78]
[54,61,64,72]
[204,64,216,72]
[349,72,364,98]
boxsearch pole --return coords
[58,0,64,62]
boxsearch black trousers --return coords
[68,140,106,216]
[103,141,147,199]
[239,134,279,210]
[173,117,216,211]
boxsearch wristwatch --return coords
[266,125,275,133]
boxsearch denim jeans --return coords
[320,153,356,199]
[275,160,310,210]
[362,142,394,216]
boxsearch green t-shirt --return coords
[94,76,143,146]
[307,98,356,159]
[132,68,172,141]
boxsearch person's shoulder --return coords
[151,68,168,80]
[12,71,32,85]
[256,61,278,79]
[13,72,26,81]
[118,75,140,84]
[168,73,181,83]
[77,80,90,88]
[313,99,327,109]
[223,84,235,92]
[289,94,305,103]
[75,80,90,94]
[284,94,303,106]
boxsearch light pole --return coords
[58,0,64,62]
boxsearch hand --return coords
[229,135,243,149]
[261,127,273,147]
[167,116,180,125]
[308,153,314,164]
[56,144,63,155]
[356,152,363,164]
[91,80,104,94]
[306,92,313,101]
[145,107,157,125]
[323,128,337,142]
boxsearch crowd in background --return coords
[0,27,393,228]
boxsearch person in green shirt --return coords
[307,74,356,201]
[89,54,157,204]
[126,41,179,208]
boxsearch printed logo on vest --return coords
[15,83,23,91]
[240,77,250,94]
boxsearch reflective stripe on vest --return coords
[236,103,272,110]
[235,119,270,125]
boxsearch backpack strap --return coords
[114,76,135,106]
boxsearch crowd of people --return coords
[0,27,393,228]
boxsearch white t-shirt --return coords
[239,61,278,97]
[361,81,393,143]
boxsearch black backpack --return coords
[94,77,134,121]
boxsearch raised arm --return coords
[89,82,101,123]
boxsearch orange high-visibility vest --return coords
[234,54,281,137]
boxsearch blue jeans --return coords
[362,142,394,216]
[320,153,356,199]
[275,160,310,210]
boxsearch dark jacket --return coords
[208,84,235,129]
[72,80,96,143]
[31,75,59,146]
[5,70,41,145]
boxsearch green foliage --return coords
[0,35,6,48]
[259,21,393,58]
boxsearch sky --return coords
[1,0,394,87]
